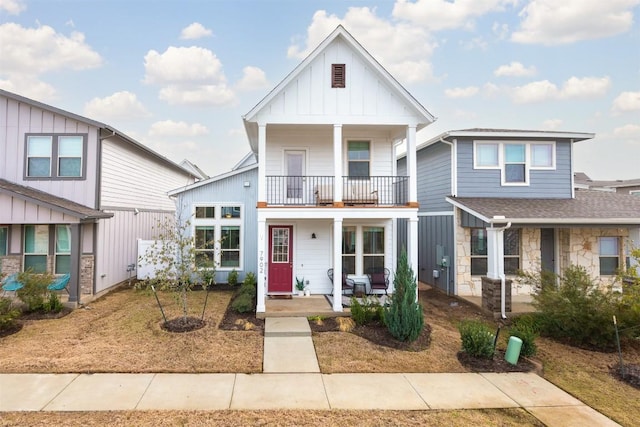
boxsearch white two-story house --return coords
[0,89,195,303]
[242,26,435,313]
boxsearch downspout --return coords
[490,220,512,319]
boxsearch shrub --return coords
[0,297,21,331]
[385,251,424,342]
[43,292,64,313]
[16,270,55,312]
[529,264,620,350]
[509,314,539,357]
[237,278,256,299]
[243,272,257,288]
[458,320,495,359]
[228,269,239,286]
[350,296,382,326]
[231,292,253,313]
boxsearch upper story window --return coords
[25,134,86,180]
[348,141,370,178]
[629,190,640,196]
[473,141,555,186]
[332,64,346,88]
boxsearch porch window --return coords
[55,225,71,274]
[348,141,370,178]
[0,226,7,256]
[599,237,619,275]
[221,226,240,267]
[470,228,520,276]
[342,226,356,274]
[24,225,49,273]
[363,227,385,272]
[195,226,215,265]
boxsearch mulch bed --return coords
[218,300,265,331]
[161,316,206,333]
[610,363,640,389]
[457,350,538,373]
[19,307,73,321]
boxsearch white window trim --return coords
[629,190,640,196]
[473,140,556,187]
[192,203,243,271]
[599,236,620,276]
[344,139,373,178]
[342,222,388,276]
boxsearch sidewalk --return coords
[0,317,621,427]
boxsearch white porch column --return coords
[408,217,419,300]
[256,220,266,313]
[333,124,343,203]
[486,227,505,280]
[406,125,418,205]
[332,218,343,312]
[257,123,267,205]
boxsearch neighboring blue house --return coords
[398,128,640,311]
[168,159,258,284]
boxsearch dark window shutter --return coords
[332,64,345,88]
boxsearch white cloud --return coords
[512,0,640,45]
[0,23,102,75]
[0,0,26,14]
[461,37,487,50]
[510,76,610,103]
[392,0,517,31]
[492,21,509,39]
[0,75,57,101]
[444,86,479,98]
[83,91,151,121]
[613,123,640,138]
[542,119,563,130]
[148,120,209,137]
[482,82,501,97]
[611,91,640,115]
[144,46,236,106]
[287,8,436,83]
[235,66,270,92]
[179,22,213,40]
[494,61,536,77]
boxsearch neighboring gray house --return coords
[0,89,195,303]
[168,161,258,284]
[398,129,640,302]
[574,173,640,196]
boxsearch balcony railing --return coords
[265,176,409,206]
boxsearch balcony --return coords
[265,176,409,206]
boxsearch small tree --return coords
[139,212,216,327]
[385,250,424,342]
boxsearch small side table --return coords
[353,281,367,297]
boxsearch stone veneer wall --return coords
[0,256,22,275]
[81,255,94,295]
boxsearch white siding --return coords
[100,137,192,210]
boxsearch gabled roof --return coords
[242,25,436,149]
[0,89,195,178]
[168,163,258,196]
[574,172,640,189]
[179,159,209,180]
[0,178,113,221]
[446,189,640,225]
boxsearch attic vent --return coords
[332,64,346,88]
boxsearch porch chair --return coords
[366,267,390,295]
[327,268,355,296]
[47,273,71,294]
[1,273,24,295]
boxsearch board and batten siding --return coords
[100,137,192,211]
[0,193,81,224]
[456,139,573,198]
[255,37,424,124]
[0,94,99,208]
[174,167,259,283]
[418,215,455,293]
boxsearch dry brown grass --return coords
[0,287,263,373]
[0,408,543,426]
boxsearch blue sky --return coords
[1,0,638,179]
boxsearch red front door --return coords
[268,226,293,293]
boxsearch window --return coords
[470,228,520,276]
[348,141,370,178]
[193,204,242,269]
[24,225,49,273]
[220,226,240,267]
[332,64,345,88]
[630,190,640,197]
[0,226,7,256]
[55,225,71,274]
[342,226,356,274]
[363,227,385,272]
[504,144,526,183]
[473,141,555,186]
[25,134,86,179]
[599,237,619,275]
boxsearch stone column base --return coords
[481,276,512,314]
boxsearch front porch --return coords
[258,295,352,319]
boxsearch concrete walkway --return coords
[0,316,621,427]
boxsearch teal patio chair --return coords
[1,273,24,295]
[48,273,71,294]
